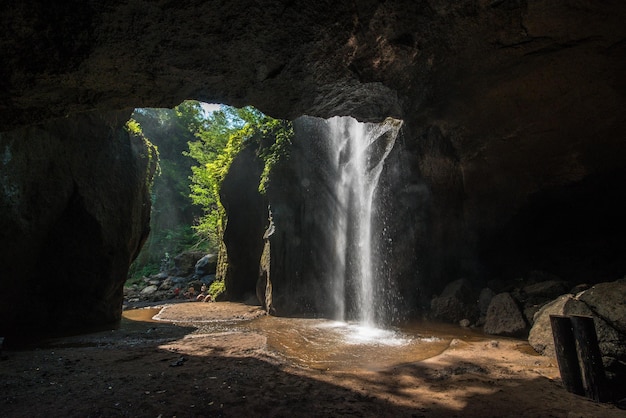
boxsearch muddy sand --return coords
[1,302,623,417]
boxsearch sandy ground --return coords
[1,302,624,417]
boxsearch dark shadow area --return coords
[2,314,624,417]
[483,168,626,283]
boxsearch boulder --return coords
[522,279,571,300]
[431,279,479,324]
[478,288,495,317]
[483,292,527,337]
[195,254,218,277]
[529,280,626,387]
[578,279,626,334]
[515,277,572,326]
[172,251,206,277]
[140,285,158,295]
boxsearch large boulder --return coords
[520,278,572,325]
[483,292,527,337]
[195,254,218,277]
[529,280,626,387]
[171,251,206,278]
[430,278,479,324]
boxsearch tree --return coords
[185,105,293,248]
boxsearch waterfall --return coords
[326,116,402,327]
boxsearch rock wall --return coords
[219,142,269,300]
[0,111,156,336]
[1,1,626,329]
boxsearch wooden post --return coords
[570,315,609,402]
[550,315,585,396]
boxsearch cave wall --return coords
[0,111,156,336]
[1,1,626,327]
[219,142,268,300]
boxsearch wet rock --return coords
[483,292,527,337]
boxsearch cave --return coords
[2,1,626,339]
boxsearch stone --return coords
[158,278,174,291]
[528,281,626,387]
[172,251,206,278]
[522,280,571,300]
[195,254,218,277]
[483,292,527,337]
[431,279,479,324]
[577,279,626,334]
[140,285,158,295]
[478,288,495,317]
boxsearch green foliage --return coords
[126,101,293,298]
[125,118,143,136]
[257,119,293,194]
[126,262,159,287]
[208,279,225,300]
[186,105,292,245]
[125,116,160,193]
[127,103,206,279]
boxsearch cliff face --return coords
[1,1,625,329]
[0,111,156,336]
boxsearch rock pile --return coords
[430,274,626,393]
[124,252,217,308]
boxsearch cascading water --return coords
[325,116,403,328]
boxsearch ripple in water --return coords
[249,316,449,371]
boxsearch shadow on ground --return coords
[1,313,623,417]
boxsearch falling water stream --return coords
[326,116,402,329]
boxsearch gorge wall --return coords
[1,1,625,332]
[0,111,156,336]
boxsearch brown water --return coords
[122,307,162,323]
[246,316,455,371]
[124,307,514,372]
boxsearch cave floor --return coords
[1,302,623,417]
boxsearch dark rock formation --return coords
[220,142,268,300]
[171,251,206,278]
[0,111,156,336]
[483,292,528,337]
[430,278,479,324]
[529,279,626,390]
[1,2,625,331]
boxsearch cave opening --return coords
[124,100,420,329]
